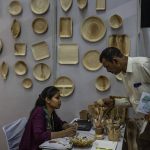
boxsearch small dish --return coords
[54,76,74,97]
[95,75,110,91]
[58,43,78,64]
[59,17,72,38]
[0,39,3,54]
[33,63,51,81]
[108,34,130,56]
[81,16,106,42]
[82,50,102,71]
[31,41,50,61]
[96,0,106,10]
[14,43,27,56]
[31,0,50,15]
[11,19,21,39]
[32,17,48,34]
[109,14,123,29]
[22,78,33,89]
[77,0,88,10]
[60,0,72,12]
[8,0,22,16]
[14,61,28,75]
[0,61,9,80]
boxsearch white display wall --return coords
[0,0,138,149]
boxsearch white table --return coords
[42,127,125,150]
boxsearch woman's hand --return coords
[62,122,78,130]
[63,126,77,137]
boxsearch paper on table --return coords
[39,137,72,149]
[136,92,150,114]
[91,140,118,150]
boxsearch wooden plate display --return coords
[0,39,3,54]
[33,63,51,81]
[59,17,72,38]
[81,16,106,42]
[54,76,74,97]
[14,43,27,56]
[32,17,48,34]
[82,50,102,71]
[108,34,130,56]
[58,43,78,64]
[22,78,33,89]
[14,61,28,75]
[96,0,106,10]
[0,61,9,80]
[95,75,110,91]
[60,0,72,12]
[31,0,50,15]
[11,19,21,39]
[77,0,88,10]
[109,14,123,29]
[8,0,22,16]
[31,41,50,61]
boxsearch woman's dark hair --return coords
[30,86,59,114]
[100,47,124,63]
[35,86,59,107]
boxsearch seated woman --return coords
[19,86,77,150]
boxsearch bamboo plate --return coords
[96,0,106,10]
[109,14,123,29]
[14,61,27,75]
[8,0,22,16]
[0,39,3,54]
[58,43,78,64]
[32,17,48,34]
[22,78,33,89]
[95,75,110,91]
[108,34,130,56]
[77,0,88,10]
[0,61,9,80]
[31,0,50,15]
[11,19,21,39]
[81,16,106,42]
[60,0,72,12]
[82,50,102,71]
[14,43,27,56]
[59,17,72,38]
[31,41,50,61]
[33,63,51,81]
[54,76,74,97]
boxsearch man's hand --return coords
[102,97,114,108]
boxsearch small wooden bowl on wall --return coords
[109,14,123,29]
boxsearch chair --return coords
[2,117,27,150]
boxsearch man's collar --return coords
[126,57,133,73]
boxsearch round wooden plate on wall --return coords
[22,78,33,89]
[33,63,51,81]
[8,0,22,16]
[95,75,110,91]
[54,76,74,97]
[82,50,102,71]
[81,16,106,42]
[32,17,48,34]
[31,0,50,15]
[14,61,28,76]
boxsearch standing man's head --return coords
[99,47,128,74]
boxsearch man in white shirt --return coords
[99,47,150,150]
